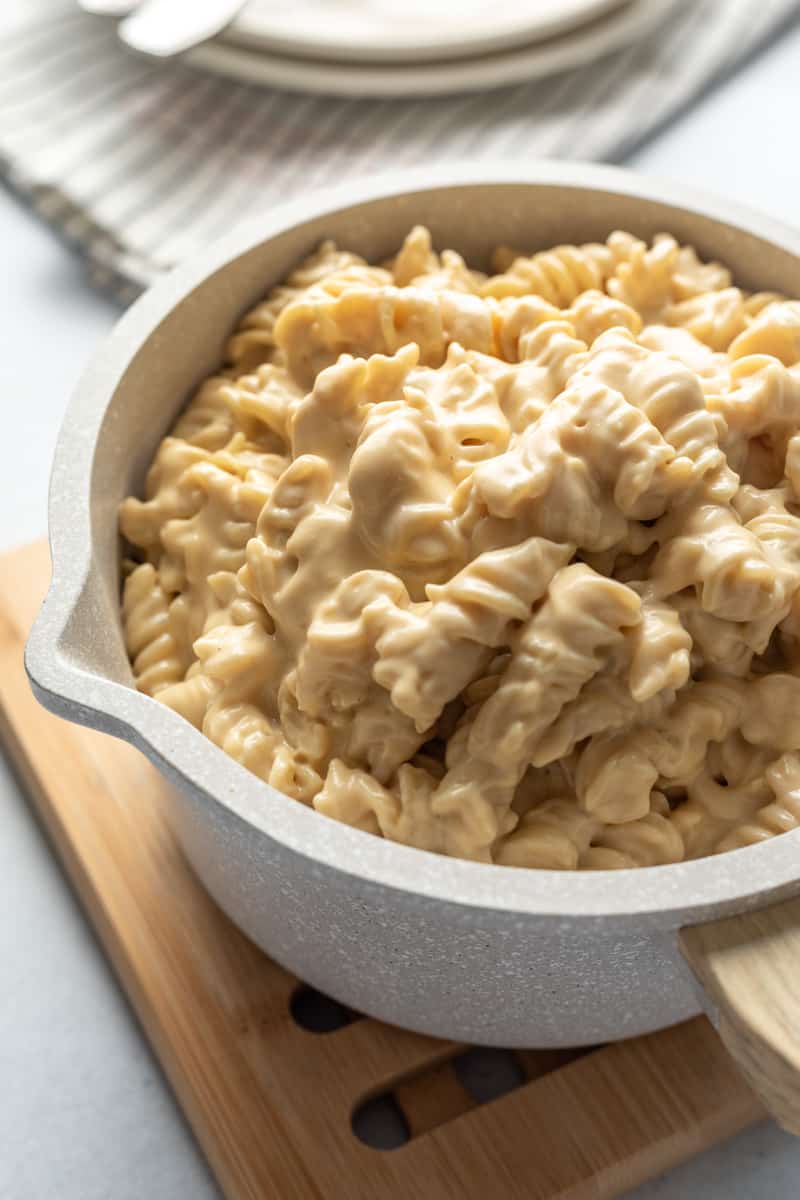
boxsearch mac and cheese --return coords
[120,227,800,869]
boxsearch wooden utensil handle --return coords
[680,897,800,1136]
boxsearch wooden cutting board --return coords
[0,540,765,1200]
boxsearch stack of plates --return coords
[130,0,674,98]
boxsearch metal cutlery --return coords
[118,0,248,57]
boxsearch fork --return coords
[79,0,248,56]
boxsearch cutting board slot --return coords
[289,983,362,1034]
[352,1042,601,1148]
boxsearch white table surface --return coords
[3,21,800,1200]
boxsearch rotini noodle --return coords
[120,226,800,871]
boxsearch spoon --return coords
[118,0,248,57]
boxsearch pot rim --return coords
[26,160,800,927]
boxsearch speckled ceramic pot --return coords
[25,166,800,1129]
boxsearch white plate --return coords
[187,0,671,98]
[224,0,627,65]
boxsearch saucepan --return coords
[25,163,800,1134]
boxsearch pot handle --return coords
[679,896,800,1135]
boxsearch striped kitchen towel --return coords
[1,0,798,304]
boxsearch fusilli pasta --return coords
[120,225,800,871]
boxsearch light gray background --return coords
[3,22,800,1200]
